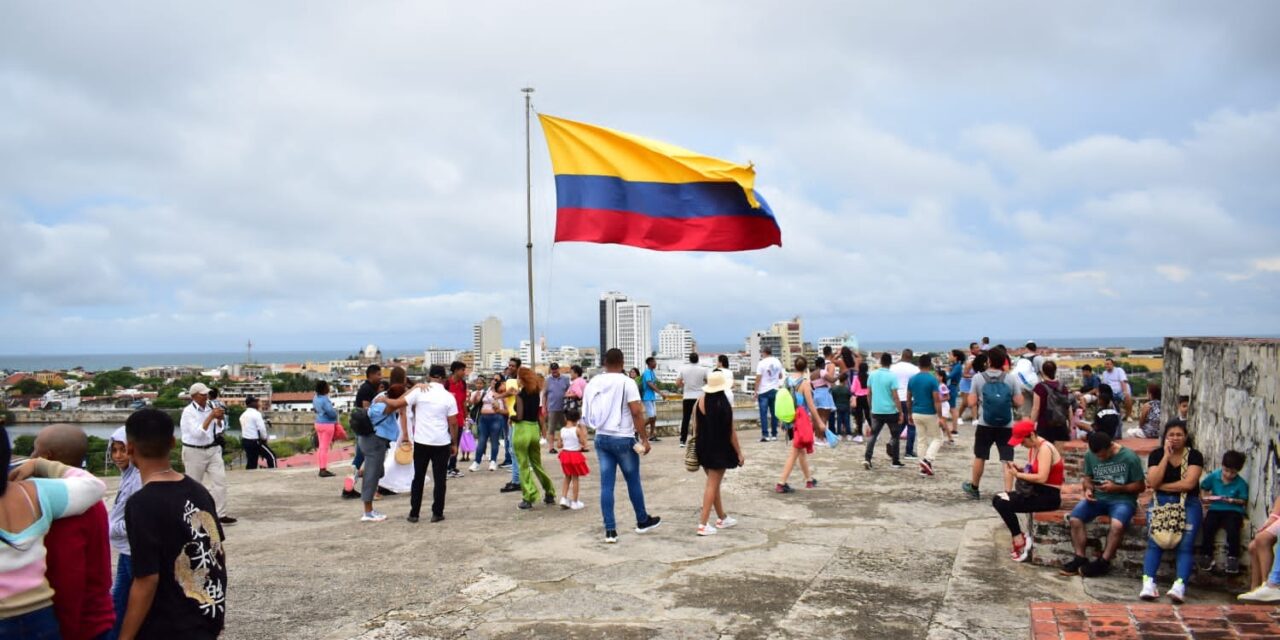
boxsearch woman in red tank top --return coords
[992,421,1064,562]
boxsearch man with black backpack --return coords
[1030,360,1071,443]
[961,349,1024,500]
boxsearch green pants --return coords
[513,420,554,503]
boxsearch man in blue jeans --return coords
[1061,431,1146,577]
[754,346,785,442]
[583,348,662,543]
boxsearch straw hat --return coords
[703,369,732,394]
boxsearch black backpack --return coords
[1040,382,1070,432]
[349,407,375,437]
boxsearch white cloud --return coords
[1156,265,1191,283]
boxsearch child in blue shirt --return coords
[1199,450,1249,574]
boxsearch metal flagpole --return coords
[523,87,536,369]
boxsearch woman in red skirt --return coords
[555,405,590,510]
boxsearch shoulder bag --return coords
[1148,454,1189,550]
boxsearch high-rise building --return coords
[518,340,546,367]
[771,317,804,361]
[599,292,628,361]
[472,316,502,369]
[425,348,460,367]
[615,300,652,371]
[746,330,783,369]
[658,323,694,359]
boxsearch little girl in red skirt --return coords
[555,406,590,510]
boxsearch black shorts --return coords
[973,425,1014,461]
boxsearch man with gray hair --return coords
[180,382,236,524]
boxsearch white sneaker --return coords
[1166,579,1186,604]
[1139,576,1158,601]
[488,461,497,471]
[715,515,737,529]
[1238,583,1280,603]
[696,523,717,536]
[469,462,480,472]
[853,436,864,444]
[571,500,585,510]
[559,497,571,509]
[361,510,387,523]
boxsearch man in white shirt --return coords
[179,382,235,524]
[1101,358,1133,421]
[676,353,708,448]
[398,365,459,523]
[582,348,662,543]
[754,346,785,442]
[239,396,275,469]
[889,349,921,460]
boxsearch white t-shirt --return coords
[239,408,267,440]
[1101,367,1128,396]
[404,382,458,446]
[756,357,784,393]
[679,364,708,400]
[890,361,920,401]
[582,372,641,438]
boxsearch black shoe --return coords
[218,516,238,525]
[1059,555,1087,576]
[318,469,335,478]
[650,437,661,442]
[1080,558,1111,578]
[406,515,420,523]
[548,448,558,454]
[376,487,396,496]
[543,494,556,505]
[635,515,662,533]
[430,514,445,523]
[341,489,360,500]
[604,529,619,543]
[518,500,533,510]
[499,483,521,493]
[759,437,769,443]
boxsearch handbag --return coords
[1149,455,1189,550]
[684,415,700,472]
[394,441,414,466]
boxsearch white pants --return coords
[183,445,227,517]
[913,413,944,463]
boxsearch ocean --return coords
[0,337,1172,373]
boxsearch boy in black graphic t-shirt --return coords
[120,409,226,640]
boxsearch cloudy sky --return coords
[2,1,1278,355]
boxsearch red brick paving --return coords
[1029,603,1280,639]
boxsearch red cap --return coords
[1008,420,1036,446]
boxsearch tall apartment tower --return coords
[658,323,694,359]
[616,300,652,371]
[599,291,629,366]
[770,317,804,361]
[472,316,502,370]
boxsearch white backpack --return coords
[1014,355,1040,388]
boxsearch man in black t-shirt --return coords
[120,409,226,640]
[345,364,384,498]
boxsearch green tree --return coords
[82,369,144,396]
[13,379,49,396]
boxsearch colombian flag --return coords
[539,115,781,252]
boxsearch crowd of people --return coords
[3,339,1280,639]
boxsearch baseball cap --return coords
[188,382,211,396]
[1007,420,1036,446]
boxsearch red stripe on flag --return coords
[554,207,781,252]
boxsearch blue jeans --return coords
[352,443,365,471]
[1070,498,1137,526]
[0,606,61,640]
[109,553,133,640]
[1143,494,1202,582]
[476,414,504,463]
[1271,538,1280,585]
[899,401,916,456]
[757,389,779,437]
[594,434,649,531]
[834,407,852,436]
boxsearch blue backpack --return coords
[980,371,1013,427]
